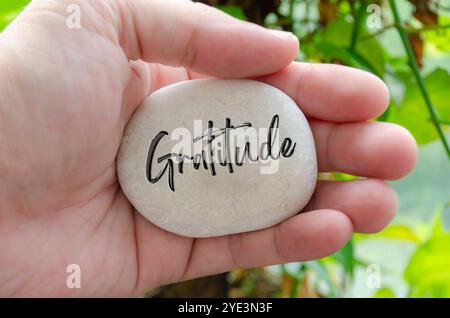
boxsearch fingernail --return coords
[268,29,294,39]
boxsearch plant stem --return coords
[361,23,450,40]
[284,0,295,32]
[435,118,450,126]
[406,24,450,33]
[350,1,367,50]
[288,0,295,20]
[389,0,450,159]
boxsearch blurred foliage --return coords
[0,0,28,30]
[198,0,450,298]
[1,0,449,298]
[404,211,450,297]
[389,68,450,144]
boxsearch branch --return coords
[361,23,450,40]
[389,0,450,159]
[434,118,450,126]
[350,2,367,50]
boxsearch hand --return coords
[0,0,417,297]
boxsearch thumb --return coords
[115,0,299,77]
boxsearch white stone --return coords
[117,79,317,237]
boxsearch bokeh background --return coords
[1,0,449,298]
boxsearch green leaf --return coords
[373,287,396,298]
[333,173,358,181]
[424,17,450,55]
[217,5,247,21]
[321,18,385,77]
[387,68,450,144]
[404,211,450,297]
[375,224,421,243]
[0,0,29,11]
[0,0,29,31]
[332,240,355,277]
[317,41,375,74]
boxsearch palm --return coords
[0,3,193,296]
[0,0,417,297]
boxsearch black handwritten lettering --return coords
[145,115,296,192]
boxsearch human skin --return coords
[0,0,417,297]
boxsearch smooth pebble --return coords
[117,79,317,237]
